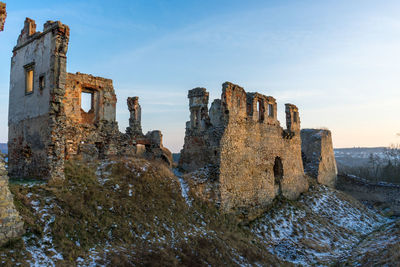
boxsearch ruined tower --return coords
[8,18,172,180]
[188,88,210,132]
[126,97,142,136]
[0,2,6,32]
[179,82,309,219]
[301,129,337,188]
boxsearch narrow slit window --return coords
[39,75,45,91]
[293,111,298,123]
[81,91,93,112]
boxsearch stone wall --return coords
[0,2,5,32]
[8,19,70,180]
[8,18,172,180]
[65,72,117,124]
[0,154,24,245]
[179,82,309,219]
[301,129,337,188]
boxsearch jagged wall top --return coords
[186,81,301,134]
[14,18,70,51]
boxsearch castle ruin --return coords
[8,18,172,180]
[179,82,310,219]
[0,2,5,31]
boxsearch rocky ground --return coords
[0,158,398,266]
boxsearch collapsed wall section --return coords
[8,18,69,180]
[301,129,337,188]
[0,2,6,31]
[179,82,308,219]
[63,72,119,159]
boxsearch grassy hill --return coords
[0,157,398,266]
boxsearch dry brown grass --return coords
[3,157,283,266]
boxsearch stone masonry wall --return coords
[0,154,24,245]
[180,82,309,219]
[8,19,70,180]
[0,2,6,32]
[65,72,117,125]
[301,129,337,188]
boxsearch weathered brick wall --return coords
[0,2,6,32]
[301,129,337,188]
[180,82,308,219]
[0,154,24,244]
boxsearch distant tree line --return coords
[339,144,400,185]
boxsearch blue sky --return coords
[1,0,400,152]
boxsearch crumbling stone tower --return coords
[8,18,172,180]
[0,2,6,32]
[179,82,309,219]
[126,97,142,136]
[188,88,210,132]
[301,129,337,188]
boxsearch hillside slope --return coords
[0,158,398,266]
[1,158,284,266]
[251,184,393,265]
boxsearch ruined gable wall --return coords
[8,19,69,179]
[0,2,6,32]
[301,129,337,187]
[218,83,308,218]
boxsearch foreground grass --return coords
[2,158,283,266]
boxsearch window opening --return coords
[39,75,45,91]
[24,63,35,94]
[257,99,264,122]
[81,91,93,112]
[268,104,274,117]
